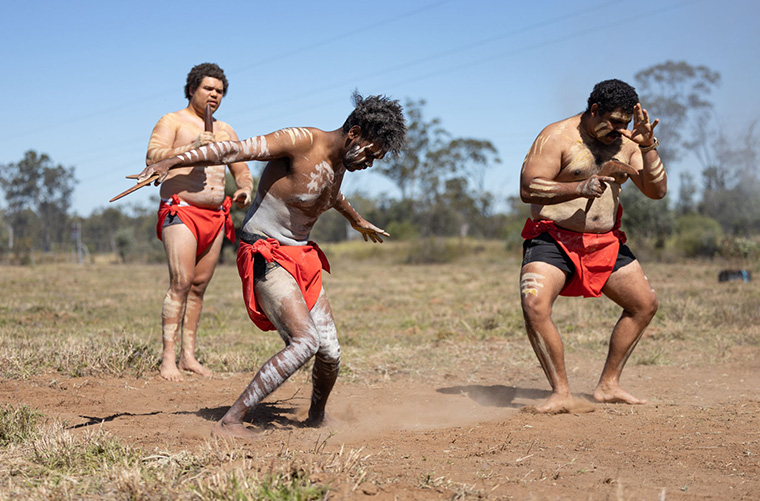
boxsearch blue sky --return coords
[2,0,758,216]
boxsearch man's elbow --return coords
[647,185,667,200]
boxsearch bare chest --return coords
[559,140,628,182]
[281,161,345,214]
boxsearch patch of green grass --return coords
[31,424,141,474]
[1,250,759,381]
[0,409,340,499]
[634,347,668,366]
[0,404,42,446]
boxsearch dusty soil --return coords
[2,342,758,500]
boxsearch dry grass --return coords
[1,239,759,497]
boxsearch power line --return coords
[3,0,457,143]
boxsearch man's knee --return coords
[167,278,193,298]
[640,292,659,321]
[521,293,553,325]
[289,329,320,361]
[520,266,563,324]
[189,277,211,297]
[317,337,341,365]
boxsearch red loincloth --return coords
[237,237,331,331]
[156,194,235,257]
[521,205,627,298]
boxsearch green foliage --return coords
[0,404,42,446]
[385,220,420,240]
[634,61,720,164]
[719,236,760,262]
[404,237,459,264]
[32,426,141,473]
[83,201,165,263]
[699,124,760,235]
[674,214,723,257]
[256,471,329,500]
[619,186,674,248]
[0,150,77,257]
[310,208,350,243]
[114,228,134,263]
[374,98,502,238]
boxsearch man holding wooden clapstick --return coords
[146,63,253,381]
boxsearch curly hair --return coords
[586,79,639,115]
[342,91,406,156]
[184,63,229,100]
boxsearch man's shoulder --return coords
[544,114,581,133]
[272,126,324,139]
[214,117,235,130]
[535,115,582,148]
[155,109,188,125]
[267,127,330,153]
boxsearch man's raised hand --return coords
[621,103,659,146]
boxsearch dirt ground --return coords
[1,341,757,500]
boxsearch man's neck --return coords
[186,103,206,120]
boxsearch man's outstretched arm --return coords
[333,193,389,243]
[135,135,273,183]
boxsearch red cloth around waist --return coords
[156,194,235,257]
[521,205,626,298]
[237,237,330,331]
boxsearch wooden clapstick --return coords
[111,105,215,203]
[204,103,213,132]
[109,173,160,202]
[599,159,638,178]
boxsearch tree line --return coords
[1,61,759,265]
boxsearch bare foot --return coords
[211,421,263,440]
[303,410,340,428]
[521,393,595,415]
[593,384,647,405]
[178,357,213,378]
[159,362,184,382]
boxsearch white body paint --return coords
[239,272,340,410]
[521,272,546,297]
[306,161,335,195]
[648,158,666,183]
[528,179,562,197]
[242,191,314,246]
[533,331,559,382]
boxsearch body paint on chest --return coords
[306,161,335,194]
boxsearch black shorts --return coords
[162,212,185,229]
[240,231,281,283]
[522,232,636,279]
